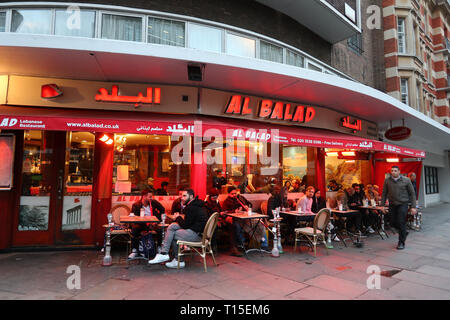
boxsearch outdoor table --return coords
[358,206,390,239]
[120,215,161,262]
[225,211,269,258]
[330,209,362,246]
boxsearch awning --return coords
[0,105,425,158]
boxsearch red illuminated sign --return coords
[341,116,362,133]
[224,95,316,123]
[95,85,161,107]
[41,84,63,99]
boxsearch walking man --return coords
[381,166,417,250]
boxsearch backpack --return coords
[138,233,156,259]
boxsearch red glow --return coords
[41,84,63,99]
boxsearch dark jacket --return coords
[204,198,222,217]
[175,197,208,234]
[213,176,227,190]
[155,188,169,196]
[267,194,282,218]
[171,197,184,214]
[311,196,326,213]
[347,191,364,208]
[381,176,416,207]
[131,199,165,220]
[222,195,252,212]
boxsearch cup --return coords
[338,203,343,211]
[248,208,252,215]
[297,207,302,214]
[162,213,166,224]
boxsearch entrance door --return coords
[12,130,96,247]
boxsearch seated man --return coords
[296,186,316,223]
[204,188,223,253]
[171,188,185,215]
[128,189,165,259]
[222,186,269,255]
[148,189,208,269]
[155,181,169,196]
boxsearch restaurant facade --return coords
[0,0,447,250]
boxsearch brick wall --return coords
[331,0,385,90]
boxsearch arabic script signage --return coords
[95,85,161,107]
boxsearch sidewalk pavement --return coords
[1,203,450,300]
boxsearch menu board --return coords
[0,134,15,190]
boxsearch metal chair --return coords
[109,204,132,254]
[294,208,331,256]
[177,212,219,272]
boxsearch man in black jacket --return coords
[128,189,165,259]
[148,189,208,268]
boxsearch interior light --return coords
[342,151,356,157]
[105,138,114,145]
[326,152,339,157]
[99,134,109,142]
[386,158,399,162]
[345,160,355,163]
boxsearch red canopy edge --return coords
[0,106,425,158]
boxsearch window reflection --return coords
[11,9,52,34]
[0,12,6,32]
[65,132,94,195]
[188,23,221,52]
[55,9,96,38]
[226,33,255,58]
[148,17,185,47]
[101,14,142,41]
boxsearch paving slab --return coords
[70,278,146,300]
[392,269,450,291]
[415,265,450,279]
[304,275,368,299]
[388,280,450,300]
[200,278,271,300]
[287,285,350,300]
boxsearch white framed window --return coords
[259,40,283,63]
[11,8,52,35]
[286,50,304,68]
[225,32,256,58]
[307,61,322,72]
[423,9,428,36]
[148,16,185,47]
[400,78,409,105]
[397,17,406,53]
[55,9,96,38]
[101,13,143,42]
[0,11,6,32]
[188,23,221,52]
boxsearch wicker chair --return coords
[177,212,219,272]
[294,208,331,256]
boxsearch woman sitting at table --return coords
[311,189,327,213]
[128,189,165,259]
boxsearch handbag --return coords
[138,232,156,259]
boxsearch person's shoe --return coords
[165,258,185,269]
[396,242,405,250]
[128,249,141,259]
[332,234,341,242]
[230,247,243,257]
[366,226,375,234]
[148,253,170,264]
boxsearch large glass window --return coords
[188,23,221,52]
[0,12,6,32]
[55,9,96,38]
[112,134,190,196]
[11,9,52,35]
[397,17,406,53]
[101,13,142,42]
[425,166,439,195]
[286,50,305,68]
[282,146,307,189]
[226,33,255,58]
[260,41,283,63]
[62,132,94,231]
[308,62,322,72]
[148,17,185,47]
[19,131,52,231]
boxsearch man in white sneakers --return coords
[148,188,208,268]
